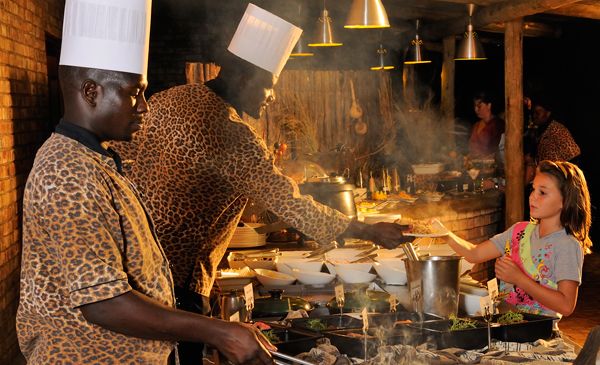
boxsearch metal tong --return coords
[305,241,338,259]
[271,351,316,365]
[400,242,420,261]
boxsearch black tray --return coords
[367,311,443,329]
[474,313,555,343]
[289,315,363,333]
[262,325,323,356]
[323,326,423,358]
[412,319,488,350]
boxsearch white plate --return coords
[404,232,449,238]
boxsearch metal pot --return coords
[253,289,313,318]
[299,179,357,219]
[219,290,248,321]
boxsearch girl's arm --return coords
[495,256,579,315]
[434,218,502,263]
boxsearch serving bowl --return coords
[291,269,336,286]
[373,262,407,285]
[278,259,324,273]
[254,269,296,287]
[332,262,373,273]
[335,266,376,284]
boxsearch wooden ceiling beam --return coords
[545,3,600,20]
[421,0,583,40]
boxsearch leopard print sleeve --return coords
[216,109,351,245]
[538,121,581,162]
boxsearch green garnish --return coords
[449,314,477,331]
[306,319,327,331]
[262,329,281,343]
[497,311,525,325]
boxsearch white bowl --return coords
[333,262,373,273]
[373,262,407,285]
[324,248,363,261]
[291,269,335,285]
[374,248,404,258]
[254,269,296,287]
[459,292,484,316]
[279,251,311,259]
[244,257,277,270]
[335,266,376,284]
[324,262,337,275]
[275,262,293,275]
[412,163,444,175]
[374,257,405,270]
[278,259,324,273]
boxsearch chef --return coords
[17,1,274,364]
[112,4,412,364]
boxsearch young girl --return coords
[441,160,592,317]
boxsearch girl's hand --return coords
[495,256,526,285]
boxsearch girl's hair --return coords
[537,160,592,254]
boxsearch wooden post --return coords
[441,35,455,148]
[504,18,524,227]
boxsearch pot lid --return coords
[253,289,313,317]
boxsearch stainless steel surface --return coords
[271,351,316,365]
[298,182,357,219]
[404,256,461,318]
[305,241,338,258]
[400,242,419,261]
[219,290,248,321]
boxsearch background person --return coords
[17,1,275,364]
[468,91,505,160]
[436,160,591,318]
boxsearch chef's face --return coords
[532,105,551,126]
[243,71,276,119]
[473,99,491,120]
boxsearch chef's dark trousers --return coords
[175,287,211,365]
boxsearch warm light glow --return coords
[345,24,390,29]
[289,52,315,57]
[345,0,390,29]
[370,65,395,70]
[404,60,432,65]
[308,42,343,47]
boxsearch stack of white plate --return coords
[228,223,267,248]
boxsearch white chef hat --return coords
[228,3,302,77]
[59,0,152,76]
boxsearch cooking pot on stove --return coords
[299,177,357,219]
[253,289,313,318]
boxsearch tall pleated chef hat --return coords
[59,0,152,76]
[228,3,302,77]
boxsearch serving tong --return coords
[271,351,316,365]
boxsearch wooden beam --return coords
[441,35,455,148]
[504,18,525,228]
[547,2,600,20]
[422,0,583,40]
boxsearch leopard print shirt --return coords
[537,121,580,162]
[112,83,351,296]
[17,133,176,364]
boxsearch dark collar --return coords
[55,120,123,173]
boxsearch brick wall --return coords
[0,1,64,363]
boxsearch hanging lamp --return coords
[308,1,342,47]
[370,44,394,70]
[455,4,487,61]
[404,20,431,64]
[290,5,314,57]
[345,0,390,29]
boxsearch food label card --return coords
[389,294,398,312]
[361,307,369,331]
[335,284,345,304]
[480,295,493,316]
[229,311,240,322]
[243,283,254,311]
[487,278,499,300]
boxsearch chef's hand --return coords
[217,321,276,365]
[339,220,412,249]
[495,256,525,285]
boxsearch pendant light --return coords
[345,0,390,29]
[404,20,431,65]
[308,1,342,47]
[290,6,313,57]
[455,4,487,61]
[370,44,394,71]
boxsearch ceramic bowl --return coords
[244,257,277,270]
[324,248,363,262]
[335,266,376,284]
[278,259,324,273]
[373,262,407,285]
[374,257,405,270]
[459,292,484,316]
[332,262,373,273]
[291,269,336,286]
[254,269,296,287]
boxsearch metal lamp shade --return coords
[308,9,343,47]
[290,35,314,57]
[404,36,431,64]
[345,0,390,29]
[455,24,487,60]
[370,44,394,70]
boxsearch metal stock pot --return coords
[299,177,357,219]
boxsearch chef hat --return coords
[59,0,152,76]
[228,3,302,77]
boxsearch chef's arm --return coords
[80,290,275,365]
[338,220,413,249]
[445,232,501,263]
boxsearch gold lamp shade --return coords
[370,44,394,71]
[345,0,390,29]
[290,35,314,57]
[455,23,487,60]
[405,21,430,64]
[308,9,343,47]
